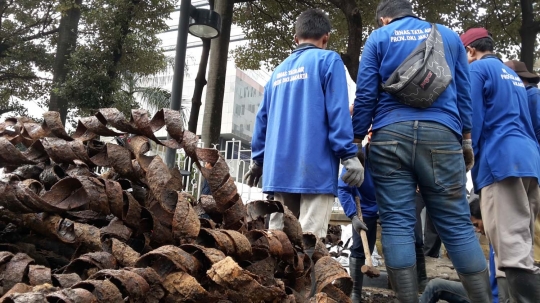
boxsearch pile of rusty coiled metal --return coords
[0,109,352,303]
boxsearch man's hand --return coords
[341,157,364,187]
[351,215,368,233]
[463,139,474,171]
[356,149,365,166]
[244,162,263,187]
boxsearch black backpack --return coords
[382,23,452,109]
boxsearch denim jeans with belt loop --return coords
[368,121,487,275]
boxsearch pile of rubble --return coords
[0,109,353,303]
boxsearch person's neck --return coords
[297,39,324,49]
[475,51,494,61]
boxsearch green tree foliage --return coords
[0,0,58,116]
[57,0,175,119]
[234,0,539,79]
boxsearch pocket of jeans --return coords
[368,141,401,176]
[432,149,464,190]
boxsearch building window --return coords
[241,105,245,115]
[235,105,241,115]
[246,124,251,131]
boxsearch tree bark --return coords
[328,0,362,82]
[49,0,83,124]
[187,0,214,134]
[519,0,539,72]
[201,0,235,148]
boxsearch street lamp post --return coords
[164,0,221,168]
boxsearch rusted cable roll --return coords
[140,208,173,247]
[39,165,66,190]
[134,245,200,278]
[199,155,230,193]
[2,292,48,303]
[12,164,44,180]
[1,253,35,294]
[63,252,117,280]
[282,207,304,249]
[146,196,173,229]
[0,182,35,213]
[219,230,253,260]
[246,230,283,261]
[172,192,200,245]
[52,273,82,288]
[40,138,91,166]
[197,228,236,256]
[246,200,285,223]
[162,271,212,303]
[0,251,14,265]
[121,191,142,230]
[102,238,139,268]
[222,197,247,231]
[199,195,223,223]
[180,244,226,280]
[207,257,287,302]
[210,177,238,211]
[313,256,353,303]
[14,179,63,213]
[46,288,97,303]
[27,265,52,286]
[42,111,73,141]
[89,269,149,303]
[72,116,123,141]
[241,255,278,287]
[125,267,165,303]
[40,178,89,211]
[71,279,123,303]
[0,137,37,168]
[74,176,109,215]
[115,179,146,206]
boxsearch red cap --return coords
[460,28,491,47]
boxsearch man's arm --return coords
[352,36,379,140]
[251,86,270,165]
[337,167,360,218]
[324,56,357,160]
[527,89,540,143]
[454,37,473,137]
[469,68,486,151]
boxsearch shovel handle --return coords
[355,196,374,268]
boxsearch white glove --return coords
[341,157,364,187]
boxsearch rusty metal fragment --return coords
[282,207,304,249]
[208,257,287,302]
[2,291,48,303]
[51,273,82,288]
[172,192,200,244]
[135,245,199,277]
[71,279,123,303]
[63,252,117,279]
[89,269,149,303]
[102,238,139,267]
[125,267,164,303]
[313,256,353,302]
[0,253,35,292]
[308,293,338,303]
[162,272,211,303]
[46,288,97,303]
[28,265,52,286]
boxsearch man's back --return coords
[252,46,356,195]
[469,57,540,190]
[353,16,472,138]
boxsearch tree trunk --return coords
[188,39,211,134]
[519,0,539,72]
[201,0,235,148]
[49,0,83,124]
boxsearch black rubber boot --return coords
[506,268,540,303]
[496,277,512,303]
[458,268,493,303]
[349,257,364,303]
[387,264,419,303]
[415,246,428,293]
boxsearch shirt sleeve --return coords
[352,35,379,139]
[251,86,269,164]
[469,68,486,152]
[337,167,359,218]
[324,56,358,160]
[454,38,473,134]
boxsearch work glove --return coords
[356,148,365,167]
[350,215,368,233]
[463,139,474,171]
[244,162,263,187]
[341,157,364,188]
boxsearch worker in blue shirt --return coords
[351,1,490,301]
[244,9,364,239]
[461,27,540,302]
[338,144,377,303]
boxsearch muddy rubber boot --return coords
[496,277,512,303]
[416,246,428,293]
[458,268,492,303]
[349,257,365,303]
[387,264,419,303]
[506,268,540,303]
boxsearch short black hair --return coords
[468,37,494,52]
[295,9,331,40]
[469,197,482,219]
[376,0,415,27]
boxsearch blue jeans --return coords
[420,278,470,303]
[368,121,486,274]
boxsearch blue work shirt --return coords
[526,85,540,143]
[337,147,378,219]
[251,45,358,195]
[469,56,540,192]
[489,245,499,303]
[352,16,472,139]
